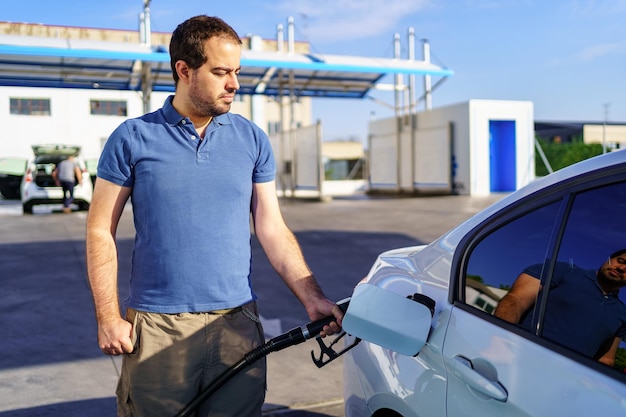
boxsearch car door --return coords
[442,173,626,416]
[0,157,27,199]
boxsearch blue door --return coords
[489,120,516,192]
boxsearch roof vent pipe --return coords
[394,33,403,118]
[139,14,146,44]
[139,0,151,46]
[277,23,284,52]
[422,39,432,110]
[408,27,416,115]
[288,16,295,54]
[393,32,403,192]
[139,0,152,113]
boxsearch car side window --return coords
[556,181,626,271]
[465,179,626,371]
[464,201,561,317]
[544,180,626,366]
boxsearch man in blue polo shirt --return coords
[495,249,626,367]
[85,15,343,417]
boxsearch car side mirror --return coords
[342,283,435,356]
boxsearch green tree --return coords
[535,139,604,177]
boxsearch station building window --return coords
[10,98,51,115]
[90,99,127,116]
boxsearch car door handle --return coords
[450,355,508,401]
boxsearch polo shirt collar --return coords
[161,95,233,127]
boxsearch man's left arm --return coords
[74,164,83,186]
[52,166,60,186]
[251,180,342,335]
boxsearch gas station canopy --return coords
[0,34,454,99]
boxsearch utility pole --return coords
[602,102,610,154]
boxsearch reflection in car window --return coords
[467,180,626,371]
[546,181,626,367]
[464,201,561,316]
[557,181,626,270]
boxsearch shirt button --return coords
[191,135,197,141]
[181,120,186,124]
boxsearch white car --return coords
[21,145,93,214]
[339,150,626,416]
[0,157,27,199]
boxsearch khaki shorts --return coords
[116,301,266,417]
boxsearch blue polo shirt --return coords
[522,261,626,358]
[97,96,275,313]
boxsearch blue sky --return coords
[3,0,625,142]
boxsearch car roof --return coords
[500,150,625,207]
[440,150,626,249]
[32,144,81,157]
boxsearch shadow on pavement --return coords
[254,230,422,330]
[0,398,116,417]
[1,230,420,370]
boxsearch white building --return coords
[368,99,536,196]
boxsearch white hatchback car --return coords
[21,144,93,214]
[338,150,626,416]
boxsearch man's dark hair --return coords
[610,248,626,259]
[169,15,242,84]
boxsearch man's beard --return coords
[597,265,624,291]
[188,76,231,118]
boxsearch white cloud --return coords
[562,0,626,16]
[271,0,433,43]
[577,42,626,61]
[465,0,534,9]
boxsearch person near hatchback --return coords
[52,155,82,213]
[85,15,343,417]
[495,248,626,367]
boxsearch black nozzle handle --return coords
[262,298,350,354]
[301,298,350,340]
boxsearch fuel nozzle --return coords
[247,299,350,359]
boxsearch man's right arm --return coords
[86,178,133,355]
[494,272,541,323]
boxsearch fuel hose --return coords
[174,300,349,417]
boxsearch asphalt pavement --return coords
[0,192,504,417]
